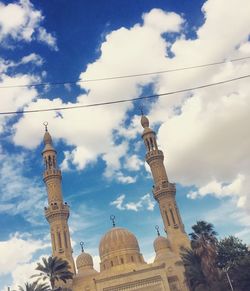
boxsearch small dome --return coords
[154,236,171,253]
[99,227,139,259]
[141,115,149,128]
[76,252,93,270]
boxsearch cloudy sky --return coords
[0,0,250,289]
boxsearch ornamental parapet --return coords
[145,149,164,163]
[153,182,176,200]
[43,169,61,181]
[44,202,69,222]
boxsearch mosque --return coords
[42,114,190,291]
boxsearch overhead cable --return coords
[0,74,249,116]
[0,56,249,89]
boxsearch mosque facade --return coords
[41,115,190,291]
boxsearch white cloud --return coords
[187,175,244,199]
[0,0,57,49]
[143,0,250,220]
[4,0,250,220]
[0,149,46,224]
[20,53,43,65]
[125,154,143,171]
[0,233,49,275]
[37,27,58,51]
[111,193,155,212]
[12,8,184,182]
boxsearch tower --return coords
[141,115,190,255]
[42,124,76,273]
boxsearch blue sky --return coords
[0,0,250,289]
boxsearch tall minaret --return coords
[42,124,75,274]
[141,115,190,255]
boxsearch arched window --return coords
[150,137,154,150]
[170,208,176,225]
[165,211,170,226]
[52,234,56,251]
[58,232,62,249]
[52,156,56,168]
[146,139,150,151]
[48,156,52,169]
[44,157,48,169]
[64,231,68,248]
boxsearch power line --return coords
[0,56,249,89]
[0,74,249,116]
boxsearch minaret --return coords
[42,123,76,273]
[141,115,190,255]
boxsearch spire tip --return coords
[80,241,84,253]
[155,225,160,236]
[43,121,48,132]
[110,215,116,227]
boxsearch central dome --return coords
[99,227,139,258]
[99,227,145,271]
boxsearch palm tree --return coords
[181,248,209,291]
[18,282,50,291]
[32,256,73,290]
[189,221,219,289]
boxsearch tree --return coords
[217,236,249,290]
[189,221,220,290]
[181,248,209,291]
[230,254,250,291]
[32,257,73,290]
[18,282,50,291]
[217,236,249,270]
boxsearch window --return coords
[170,208,176,225]
[165,211,170,226]
[52,234,56,251]
[64,231,68,248]
[110,261,113,267]
[58,232,62,249]
[131,256,134,262]
[121,258,124,264]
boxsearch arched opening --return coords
[150,137,154,150]
[58,232,62,249]
[170,208,176,225]
[165,210,170,226]
[64,231,68,248]
[48,156,52,169]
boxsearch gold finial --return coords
[43,121,48,132]
[155,225,160,236]
[80,241,84,253]
[110,215,116,227]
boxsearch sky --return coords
[0,0,250,289]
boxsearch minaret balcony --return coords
[153,182,176,200]
[44,202,70,221]
[43,169,62,180]
[146,149,164,163]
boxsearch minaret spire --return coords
[141,114,189,255]
[42,125,76,274]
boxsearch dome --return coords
[154,236,171,253]
[141,115,149,128]
[99,227,139,259]
[76,252,93,270]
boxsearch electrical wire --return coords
[0,56,249,89]
[0,74,249,115]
